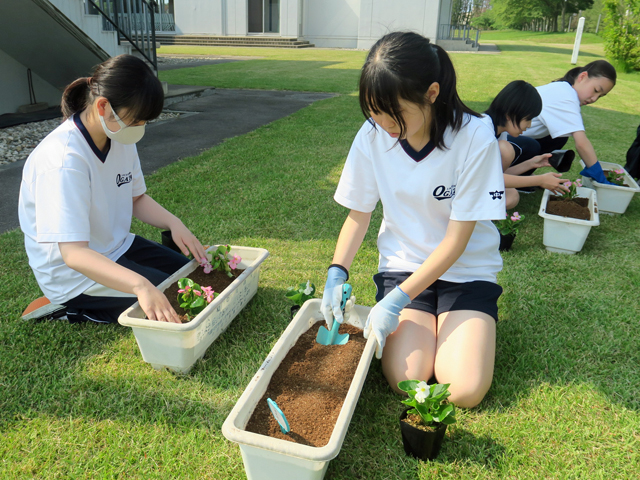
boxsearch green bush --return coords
[602,0,640,71]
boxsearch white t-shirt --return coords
[479,114,508,141]
[524,81,584,139]
[335,116,506,284]
[18,115,146,304]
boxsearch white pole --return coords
[596,13,601,33]
[571,17,585,64]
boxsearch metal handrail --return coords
[86,0,158,72]
[439,24,479,46]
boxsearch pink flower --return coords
[228,254,241,270]
[615,169,625,174]
[193,290,201,296]
[200,261,213,274]
[178,288,186,294]
[510,212,521,222]
[202,286,215,303]
[574,178,582,186]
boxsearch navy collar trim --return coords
[73,113,109,163]
[399,138,436,162]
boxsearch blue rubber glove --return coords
[321,266,348,330]
[364,286,411,359]
[580,161,614,185]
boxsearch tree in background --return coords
[602,0,640,70]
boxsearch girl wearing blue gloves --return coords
[321,32,506,408]
[507,60,617,184]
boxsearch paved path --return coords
[0,88,334,234]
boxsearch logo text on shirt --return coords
[489,190,505,200]
[433,185,456,201]
[116,172,133,187]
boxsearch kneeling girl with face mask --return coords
[19,54,208,324]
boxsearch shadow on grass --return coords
[159,60,361,94]
[494,44,602,58]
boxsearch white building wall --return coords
[0,49,62,114]
[303,0,360,48]
[356,0,441,49]
[171,0,447,48]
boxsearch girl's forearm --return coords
[58,242,151,295]
[399,220,475,299]
[132,194,182,231]
[332,210,372,271]
[572,131,598,167]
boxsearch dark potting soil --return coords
[546,196,591,220]
[245,322,366,447]
[402,412,440,433]
[164,267,243,323]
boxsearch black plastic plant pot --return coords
[549,149,575,173]
[499,233,516,252]
[399,408,447,461]
[290,304,301,320]
[160,230,183,254]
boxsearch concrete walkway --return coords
[0,87,334,234]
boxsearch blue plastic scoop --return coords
[267,398,290,434]
[316,284,351,346]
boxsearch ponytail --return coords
[60,55,164,122]
[429,44,478,149]
[359,31,477,150]
[556,60,617,86]
[61,77,91,119]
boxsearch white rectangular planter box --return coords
[118,245,269,373]
[222,299,375,480]
[580,161,640,214]
[538,187,599,254]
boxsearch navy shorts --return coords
[373,271,503,322]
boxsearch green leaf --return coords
[191,297,205,308]
[398,380,419,393]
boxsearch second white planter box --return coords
[222,299,375,480]
[580,161,640,214]
[538,187,599,254]
[118,245,269,373]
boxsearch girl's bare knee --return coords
[443,377,492,408]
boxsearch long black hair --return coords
[556,60,617,86]
[485,80,542,128]
[61,54,164,121]
[359,31,478,150]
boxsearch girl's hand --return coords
[134,281,182,323]
[168,222,208,263]
[539,172,571,194]
[364,286,411,359]
[527,153,552,170]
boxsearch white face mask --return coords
[99,104,146,145]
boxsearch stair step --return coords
[155,35,314,48]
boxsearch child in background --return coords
[481,80,569,208]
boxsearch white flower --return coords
[303,280,313,295]
[414,381,429,403]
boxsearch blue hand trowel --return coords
[316,283,351,346]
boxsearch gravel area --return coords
[157,54,227,65]
[0,112,181,166]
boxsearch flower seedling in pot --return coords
[559,178,583,200]
[494,211,525,236]
[398,381,456,430]
[176,278,218,321]
[200,245,242,277]
[285,280,316,305]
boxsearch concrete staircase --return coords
[156,35,314,49]
[49,0,132,58]
[437,38,479,52]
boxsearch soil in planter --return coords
[245,322,366,447]
[163,267,243,323]
[546,196,590,220]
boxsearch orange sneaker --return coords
[22,297,66,321]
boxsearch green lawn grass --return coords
[2,33,640,479]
